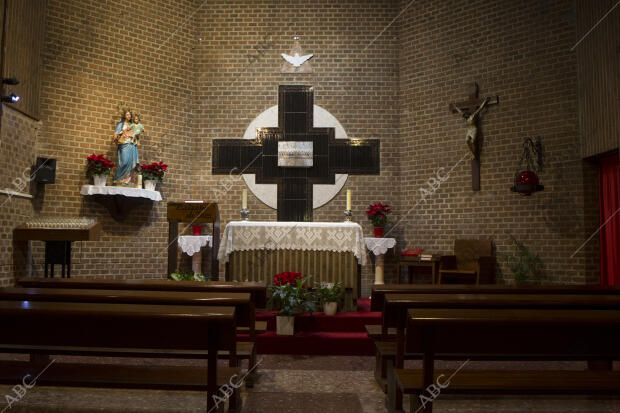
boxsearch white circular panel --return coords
[242,105,348,209]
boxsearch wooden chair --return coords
[438,239,495,284]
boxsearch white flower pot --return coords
[276,315,295,335]
[323,302,338,316]
[144,180,157,191]
[93,174,107,187]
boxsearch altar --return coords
[218,221,366,298]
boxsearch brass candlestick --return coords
[344,209,352,222]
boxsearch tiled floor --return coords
[0,356,619,412]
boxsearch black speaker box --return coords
[33,157,56,184]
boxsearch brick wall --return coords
[31,0,200,280]
[29,0,400,294]
[3,0,600,290]
[193,0,401,295]
[397,0,599,284]
[0,107,39,285]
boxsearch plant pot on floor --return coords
[144,180,157,191]
[373,226,384,237]
[93,174,107,187]
[323,302,338,316]
[276,315,295,335]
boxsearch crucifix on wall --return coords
[449,82,499,191]
[212,85,380,221]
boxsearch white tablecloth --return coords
[364,237,396,256]
[178,235,213,256]
[80,185,162,201]
[218,221,366,265]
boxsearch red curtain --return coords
[599,153,620,286]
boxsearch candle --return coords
[346,189,352,210]
[242,189,248,209]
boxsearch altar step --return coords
[256,331,375,356]
[255,298,380,356]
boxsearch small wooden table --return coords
[396,255,440,284]
[13,220,102,278]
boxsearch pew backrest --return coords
[405,307,620,357]
[0,300,235,351]
[371,283,620,313]
[384,292,620,329]
[16,278,267,308]
[0,287,253,330]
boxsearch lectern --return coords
[167,202,220,278]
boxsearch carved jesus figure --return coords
[450,97,490,159]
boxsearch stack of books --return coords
[420,253,434,261]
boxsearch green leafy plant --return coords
[268,273,316,316]
[169,269,209,282]
[316,282,343,304]
[503,235,544,284]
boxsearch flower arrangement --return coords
[269,272,316,316]
[140,161,168,181]
[316,282,343,304]
[85,154,115,177]
[365,202,392,227]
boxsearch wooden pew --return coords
[0,287,260,389]
[16,277,268,335]
[0,301,236,413]
[369,284,620,340]
[369,284,620,390]
[366,284,620,374]
[398,308,620,413]
[16,278,268,308]
[370,283,620,313]
[384,293,620,412]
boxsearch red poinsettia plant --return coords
[85,153,115,177]
[366,202,392,227]
[140,161,168,181]
[273,271,303,286]
[269,271,316,316]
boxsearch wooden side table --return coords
[396,255,441,284]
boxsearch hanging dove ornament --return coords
[281,36,314,73]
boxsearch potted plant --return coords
[140,161,168,191]
[269,271,315,335]
[503,235,544,285]
[366,202,392,237]
[85,153,115,186]
[317,282,343,316]
[169,269,209,281]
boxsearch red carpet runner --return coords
[254,298,381,356]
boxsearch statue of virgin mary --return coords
[112,107,141,185]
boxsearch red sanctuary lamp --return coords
[511,137,544,196]
[511,170,544,196]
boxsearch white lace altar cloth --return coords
[178,235,213,256]
[80,185,162,201]
[364,237,396,256]
[218,221,366,265]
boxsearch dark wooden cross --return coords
[449,82,499,191]
[212,85,380,221]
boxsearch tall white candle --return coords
[242,189,248,209]
[346,189,352,210]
